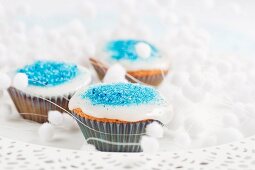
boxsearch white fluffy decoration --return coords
[202,135,217,147]
[140,136,159,153]
[202,78,214,91]
[150,106,174,124]
[181,83,206,102]
[38,123,55,141]
[216,61,231,75]
[62,113,78,130]
[80,143,96,151]
[204,0,215,9]
[0,103,12,120]
[230,2,242,15]
[0,73,11,90]
[222,113,240,128]
[13,73,28,90]
[48,110,63,126]
[240,118,255,137]
[173,131,191,146]
[80,1,97,18]
[189,71,204,87]
[135,42,151,59]
[85,43,96,57]
[166,113,184,131]
[170,72,188,87]
[103,64,127,83]
[216,128,243,145]
[184,117,205,137]
[146,122,164,138]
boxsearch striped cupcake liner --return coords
[89,58,168,86]
[73,112,154,152]
[89,58,108,81]
[8,87,72,123]
[126,71,168,86]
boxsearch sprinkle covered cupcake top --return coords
[106,39,159,61]
[17,61,79,87]
[69,83,169,123]
[69,83,170,122]
[80,83,163,107]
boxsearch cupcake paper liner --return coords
[8,87,72,123]
[126,71,168,86]
[89,58,168,86]
[73,112,154,152]
[89,58,108,81]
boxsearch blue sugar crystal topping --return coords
[106,39,159,61]
[81,83,163,107]
[17,61,79,87]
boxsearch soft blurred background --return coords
[0,0,255,67]
[1,0,255,151]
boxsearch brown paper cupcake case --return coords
[73,112,155,152]
[89,58,168,86]
[8,87,72,123]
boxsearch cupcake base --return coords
[89,58,108,81]
[126,70,168,86]
[8,87,71,123]
[72,109,154,152]
[89,58,168,86]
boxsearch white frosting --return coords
[68,85,171,124]
[11,66,92,97]
[108,58,170,71]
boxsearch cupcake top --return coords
[107,40,159,61]
[15,60,91,96]
[69,83,170,123]
[98,39,169,71]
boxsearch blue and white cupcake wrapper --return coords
[8,87,72,123]
[73,112,154,152]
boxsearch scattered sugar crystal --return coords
[81,83,163,106]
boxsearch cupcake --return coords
[69,82,170,152]
[90,39,169,86]
[8,60,92,123]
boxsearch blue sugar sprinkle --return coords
[17,61,79,87]
[106,39,159,61]
[81,83,163,107]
